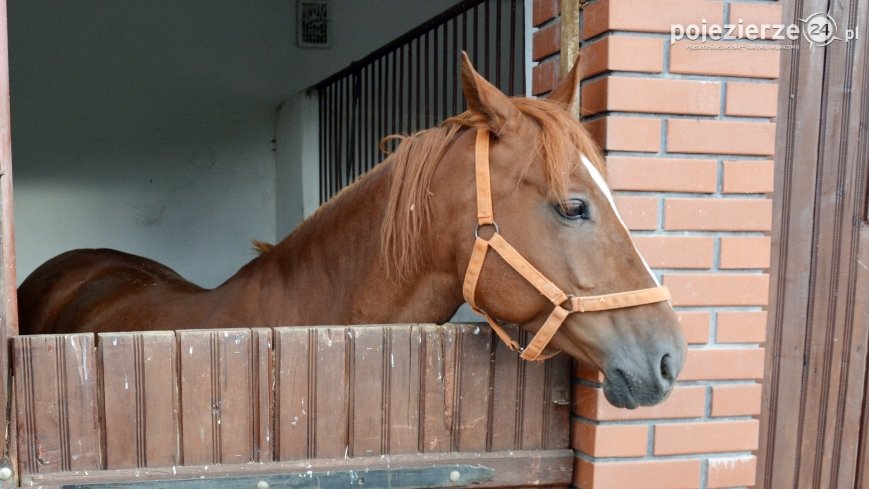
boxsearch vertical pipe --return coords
[391,49,398,136]
[509,0,516,95]
[484,0,490,79]
[371,54,389,166]
[341,75,354,188]
[351,72,359,183]
[345,75,351,185]
[355,64,374,172]
[365,60,380,166]
[330,83,336,200]
[371,60,377,169]
[424,31,430,128]
[335,78,343,192]
[376,57,383,169]
[363,69,369,176]
[324,83,335,199]
[433,25,439,123]
[333,78,340,193]
[399,45,405,132]
[370,62,376,169]
[323,84,329,200]
[376,57,382,170]
[462,8,468,51]
[415,37,421,131]
[452,16,458,115]
[368,63,375,171]
[472,2,479,64]
[318,88,325,203]
[327,83,334,199]
[441,22,448,118]
[336,80,341,194]
[495,0,502,90]
[360,70,367,178]
[332,78,339,194]
[322,86,327,201]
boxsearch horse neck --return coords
[220,160,465,326]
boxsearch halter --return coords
[462,129,672,361]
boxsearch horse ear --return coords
[547,54,582,107]
[461,51,519,135]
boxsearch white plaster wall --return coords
[9,0,458,287]
[275,92,320,239]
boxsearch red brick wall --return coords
[531,0,780,487]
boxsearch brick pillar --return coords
[531,1,781,487]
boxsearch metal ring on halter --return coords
[563,294,578,312]
[474,221,500,239]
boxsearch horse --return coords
[18,54,686,409]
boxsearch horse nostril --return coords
[659,353,675,384]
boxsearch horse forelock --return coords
[381,96,604,282]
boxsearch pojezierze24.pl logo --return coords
[671,12,859,48]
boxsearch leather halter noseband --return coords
[462,129,672,361]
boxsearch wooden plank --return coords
[211,330,255,465]
[13,334,100,475]
[544,354,572,450]
[385,325,420,454]
[21,449,575,488]
[98,332,177,469]
[519,350,547,450]
[273,328,311,461]
[489,331,520,451]
[350,326,385,457]
[177,329,260,466]
[251,328,273,463]
[313,327,349,458]
[419,324,457,453]
[177,331,215,465]
[455,324,492,452]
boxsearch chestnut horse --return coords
[18,55,686,408]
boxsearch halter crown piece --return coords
[461,129,672,361]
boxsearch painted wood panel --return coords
[99,331,178,469]
[760,0,869,487]
[13,334,100,475]
[13,324,572,488]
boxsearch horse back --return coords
[18,249,203,334]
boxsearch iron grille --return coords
[313,0,525,203]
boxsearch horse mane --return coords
[382,97,605,281]
[251,239,275,255]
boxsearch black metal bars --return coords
[314,0,525,204]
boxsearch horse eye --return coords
[556,199,589,220]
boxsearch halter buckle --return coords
[563,294,578,312]
[474,221,500,240]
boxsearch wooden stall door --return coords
[857,225,869,488]
[12,324,573,488]
[759,0,869,488]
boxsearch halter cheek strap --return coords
[462,129,671,362]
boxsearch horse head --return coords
[384,54,686,409]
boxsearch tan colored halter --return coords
[462,129,672,361]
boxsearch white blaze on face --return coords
[580,155,660,286]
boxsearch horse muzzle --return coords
[602,347,683,409]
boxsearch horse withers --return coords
[18,54,686,409]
